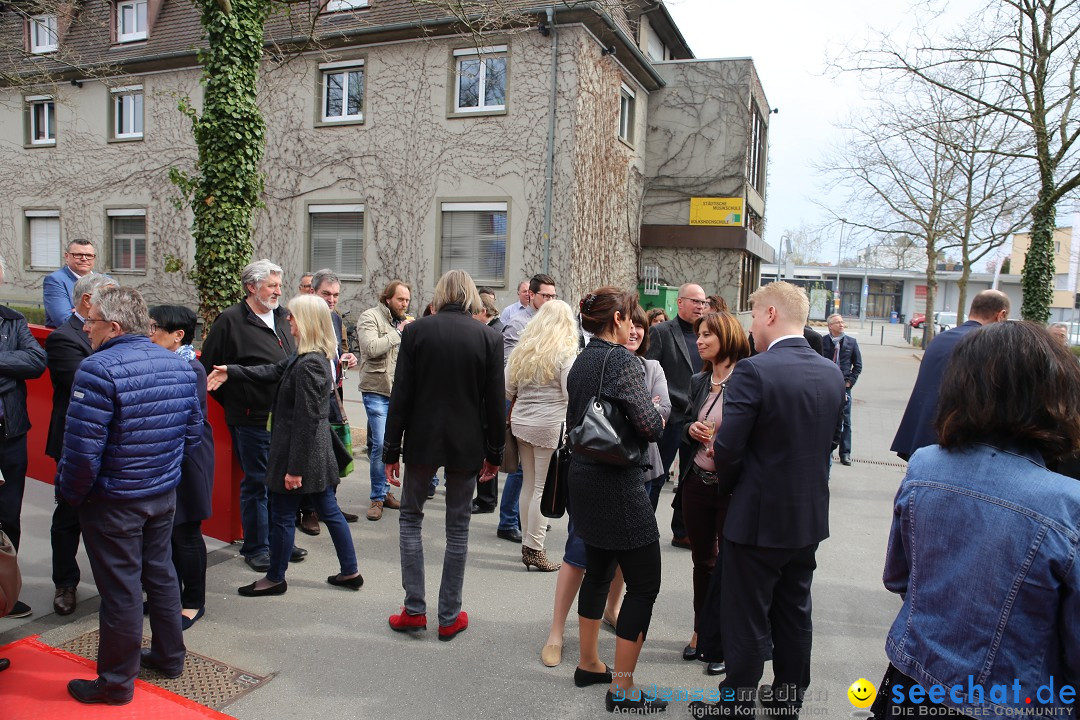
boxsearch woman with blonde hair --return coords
[506,299,578,571]
[208,295,361,597]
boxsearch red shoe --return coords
[438,611,469,641]
[388,607,427,632]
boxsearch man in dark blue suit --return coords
[45,273,116,616]
[690,282,845,718]
[890,290,1010,462]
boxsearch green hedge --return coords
[10,305,45,325]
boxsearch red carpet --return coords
[0,636,234,720]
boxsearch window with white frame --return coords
[108,210,146,270]
[27,95,55,146]
[27,210,61,268]
[325,0,368,11]
[310,205,363,277]
[116,0,148,42]
[111,86,144,139]
[453,46,507,113]
[440,202,507,284]
[320,61,364,123]
[29,15,58,53]
[618,85,635,143]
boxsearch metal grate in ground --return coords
[833,455,908,470]
[55,630,271,710]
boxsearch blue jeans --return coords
[399,464,475,625]
[362,392,390,501]
[229,424,271,558]
[267,488,357,583]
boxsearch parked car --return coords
[909,313,926,329]
[934,311,958,332]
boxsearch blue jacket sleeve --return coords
[57,363,115,505]
[882,481,911,597]
[43,273,72,329]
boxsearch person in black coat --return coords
[383,270,504,640]
[567,287,666,714]
[691,282,845,718]
[821,315,863,465]
[45,273,114,617]
[209,296,362,597]
[891,290,1010,461]
[149,305,215,629]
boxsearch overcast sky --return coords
[663,0,983,263]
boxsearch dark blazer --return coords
[713,337,846,549]
[646,317,696,416]
[820,333,862,387]
[45,313,92,460]
[0,305,47,439]
[229,352,339,494]
[891,320,982,461]
[383,304,504,470]
[176,359,215,524]
[677,371,713,483]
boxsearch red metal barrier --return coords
[27,324,242,543]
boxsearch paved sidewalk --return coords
[2,327,922,719]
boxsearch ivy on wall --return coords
[170,0,269,327]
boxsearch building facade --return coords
[1,0,772,315]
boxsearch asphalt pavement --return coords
[3,321,921,719]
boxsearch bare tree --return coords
[858,0,1080,322]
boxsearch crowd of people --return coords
[0,240,1076,718]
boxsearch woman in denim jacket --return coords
[875,321,1080,718]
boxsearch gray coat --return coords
[229,353,339,495]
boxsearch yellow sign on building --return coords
[689,197,744,227]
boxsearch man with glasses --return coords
[58,285,202,705]
[44,239,97,328]
[298,273,314,295]
[821,314,862,465]
[497,273,556,543]
[645,282,708,548]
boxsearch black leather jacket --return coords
[0,305,47,438]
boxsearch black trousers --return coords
[579,540,662,642]
[171,520,207,610]
[0,433,28,551]
[473,471,497,510]
[79,493,184,698]
[719,539,818,716]
[51,497,83,588]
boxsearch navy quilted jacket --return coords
[57,333,203,505]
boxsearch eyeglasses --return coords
[83,318,111,326]
[536,292,557,301]
[149,322,159,332]
[69,253,96,260]
[299,283,312,290]
[679,297,709,307]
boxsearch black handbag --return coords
[541,425,570,519]
[567,346,644,467]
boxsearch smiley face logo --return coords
[847,678,876,708]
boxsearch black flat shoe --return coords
[289,546,308,562]
[139,649,184,679]
[238,580,288,597]
[574,664,612,688]
[181,607,205,630]
[327,573,364,590]
[67,678,133,706]
[705,661,726,676]
[682,644,698,661]
[605,688,668,713]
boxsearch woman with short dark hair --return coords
[678,311,750,673]
[566,287,666,713]
[873,321,1080,718]
[149,305,214,629]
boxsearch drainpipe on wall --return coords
[542,6,558,275]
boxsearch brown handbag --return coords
[0,524,22,618]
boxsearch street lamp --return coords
[835,218,847,314]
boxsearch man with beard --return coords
[200,260,306,572]
[357,280,413,521]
